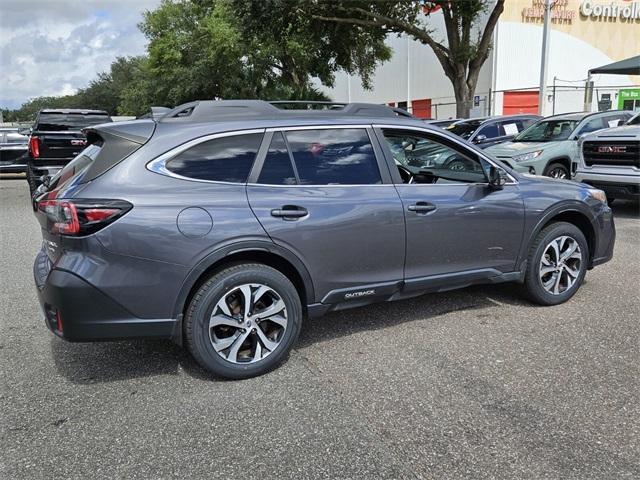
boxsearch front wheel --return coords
[184,263,302,379]
[523,222,589,306]
[544,162,569,179]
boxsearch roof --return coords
[158,100,414,123]
[590,55,640,75]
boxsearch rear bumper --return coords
[34,250,176,341]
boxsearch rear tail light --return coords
[29,136,40,158]
[37,198,132,236]
[44,304,63,334]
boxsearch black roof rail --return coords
[159,100,416,122]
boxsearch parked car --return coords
[486,110,634,179]
[26,109,112,194]
[574,123,639,203]
[445,114,541,149]
[33,100,615,379]
[424,118,462,128]
[0,127,29,173]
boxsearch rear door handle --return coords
[408,202,436,214]
[270,205,308,219]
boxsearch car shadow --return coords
[50,283,532,384]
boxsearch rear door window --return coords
[285,129,381,185]
[476,123,502,139]
[165,133,263,182]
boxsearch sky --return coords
[0,0,161,109]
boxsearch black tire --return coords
[184,263,302,379]
[543,162,569,179]
[26,166,39,196]
[523,222,589,306]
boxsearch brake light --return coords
[29,137,40,158]
[37,199,132,236]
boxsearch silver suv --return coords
[575,122,640,203]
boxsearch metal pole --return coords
[552,76,556,115]
[347,74,352,103]
[583,73,593,112]
[406,35,411,114]
[488,88,492,116]
[538,0,552,116]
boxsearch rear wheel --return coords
[544,162,569,179]
[26,166,39,196]
[523,222,588,305]
[184,263,302,379]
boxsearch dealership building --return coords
[319,0,640,119]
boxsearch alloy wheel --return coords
[209,283,288,364]
[547,167,568,179]
[539,235,582,295]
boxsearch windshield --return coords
[514,119,579,142]
[36,113,112,131]
[446,120,482,140]
[628,113,640,125]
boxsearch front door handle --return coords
[408,202,436,214]
[270,205,308,219]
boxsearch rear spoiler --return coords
[83,119,156,145]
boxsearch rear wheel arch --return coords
[174,242,314,323]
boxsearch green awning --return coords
[589,55,640,75]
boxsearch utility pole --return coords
[538,0,553,116]
[406,35,411,114]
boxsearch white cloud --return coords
[0,0,161,109]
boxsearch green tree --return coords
[310,0,505,117]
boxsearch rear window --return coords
[165,133,263,182]
[36,113,112,131]
[48,143,103,190]
[446,120,482,139]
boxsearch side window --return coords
[476,123,502,139]
[257,132,297,185]
[521,118,537,129]
[285,128,381,185]
[382,129,487,184]
[165,133,262,182]
[576,118,606,137]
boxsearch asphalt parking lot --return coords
[1,177,639,480]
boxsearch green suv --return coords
[486,110,633,179]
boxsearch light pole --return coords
[538,0,553,116]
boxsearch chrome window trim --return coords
[373,123,519,185]
[146,128,265,184]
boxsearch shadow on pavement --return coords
[49,282,534,384]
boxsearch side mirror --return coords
[39,174,51,188]
[488,166,507,189]
[473,134,487,144]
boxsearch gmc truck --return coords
[26,109,112,194]
[575,122,640,204]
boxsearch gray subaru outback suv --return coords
[33,100,615,379]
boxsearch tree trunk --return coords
[452,76,470,118]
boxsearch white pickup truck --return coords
[574,114,640,204]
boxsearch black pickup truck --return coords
[26,109,112,194]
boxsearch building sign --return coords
[618,88,640,110]
[580,1,640,20]
[523,0,577,22]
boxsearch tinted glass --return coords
[383,129,487,184]
[286,129,381,185]
[476,123,501,139]
[48,143,102,190]
[515,119,579,142]
[446,120,482,139]
[36,113,112,131]
[576,117,606,136]
[257,132,297,185]
[166,133,262,182]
